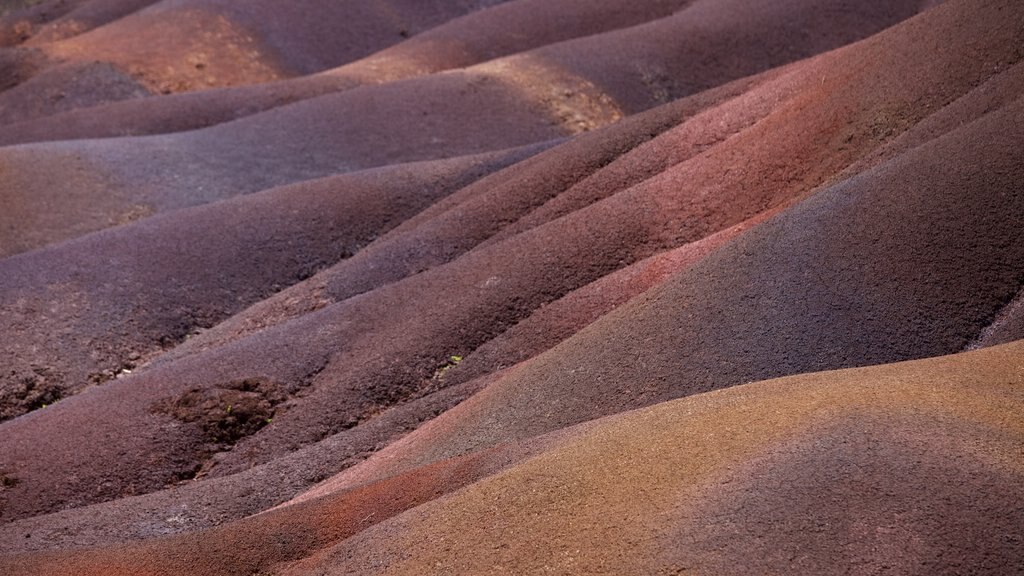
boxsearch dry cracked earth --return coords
[0,0,1023,574]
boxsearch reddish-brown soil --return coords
[0,0,693,131]
[0,0,1022,574]
[280,342,1024,576]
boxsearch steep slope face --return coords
[315,88,1024,493]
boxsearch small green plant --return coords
[432,355,464,380]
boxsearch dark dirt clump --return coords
[0,366,61,420]
[150,379,286,473]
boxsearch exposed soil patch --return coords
[0,471,17,518]
[0,366,61,420]
[150,379,286,478]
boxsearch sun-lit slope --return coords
[0,0,158,46]
[34,0,515,91]
[0,0,696,130]
[0,0,1019,533]
[494,0,925,114]
[0,0,171,120]
[0,372,504,553]
[2,0,1007,385]
[0,421,577,576]
[167,0,1024,482]
[3,340,1021,576]
[0,2,1022,574]
[351,0,697,77]
[286,341,1024,576]
[0,71,762,426]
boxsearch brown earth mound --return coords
[0,0,936,261]
[0,0,694,130]
[3,340,1021,575]
[285,342,1024,576]
[0,0,1022,574]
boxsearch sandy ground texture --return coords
[0,0,1022,574]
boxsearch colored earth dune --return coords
[0,0,1022,574]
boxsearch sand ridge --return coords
[0,0,1021,573]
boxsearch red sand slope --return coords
[0,0,158,46]
[8,0,517,89]
[0,0,1022,574]
[0,0,519,126]
[284,342,1024,576]
[0,0,694,128]
[3,340,1021,575]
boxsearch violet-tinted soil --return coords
[1,0,1022,574]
